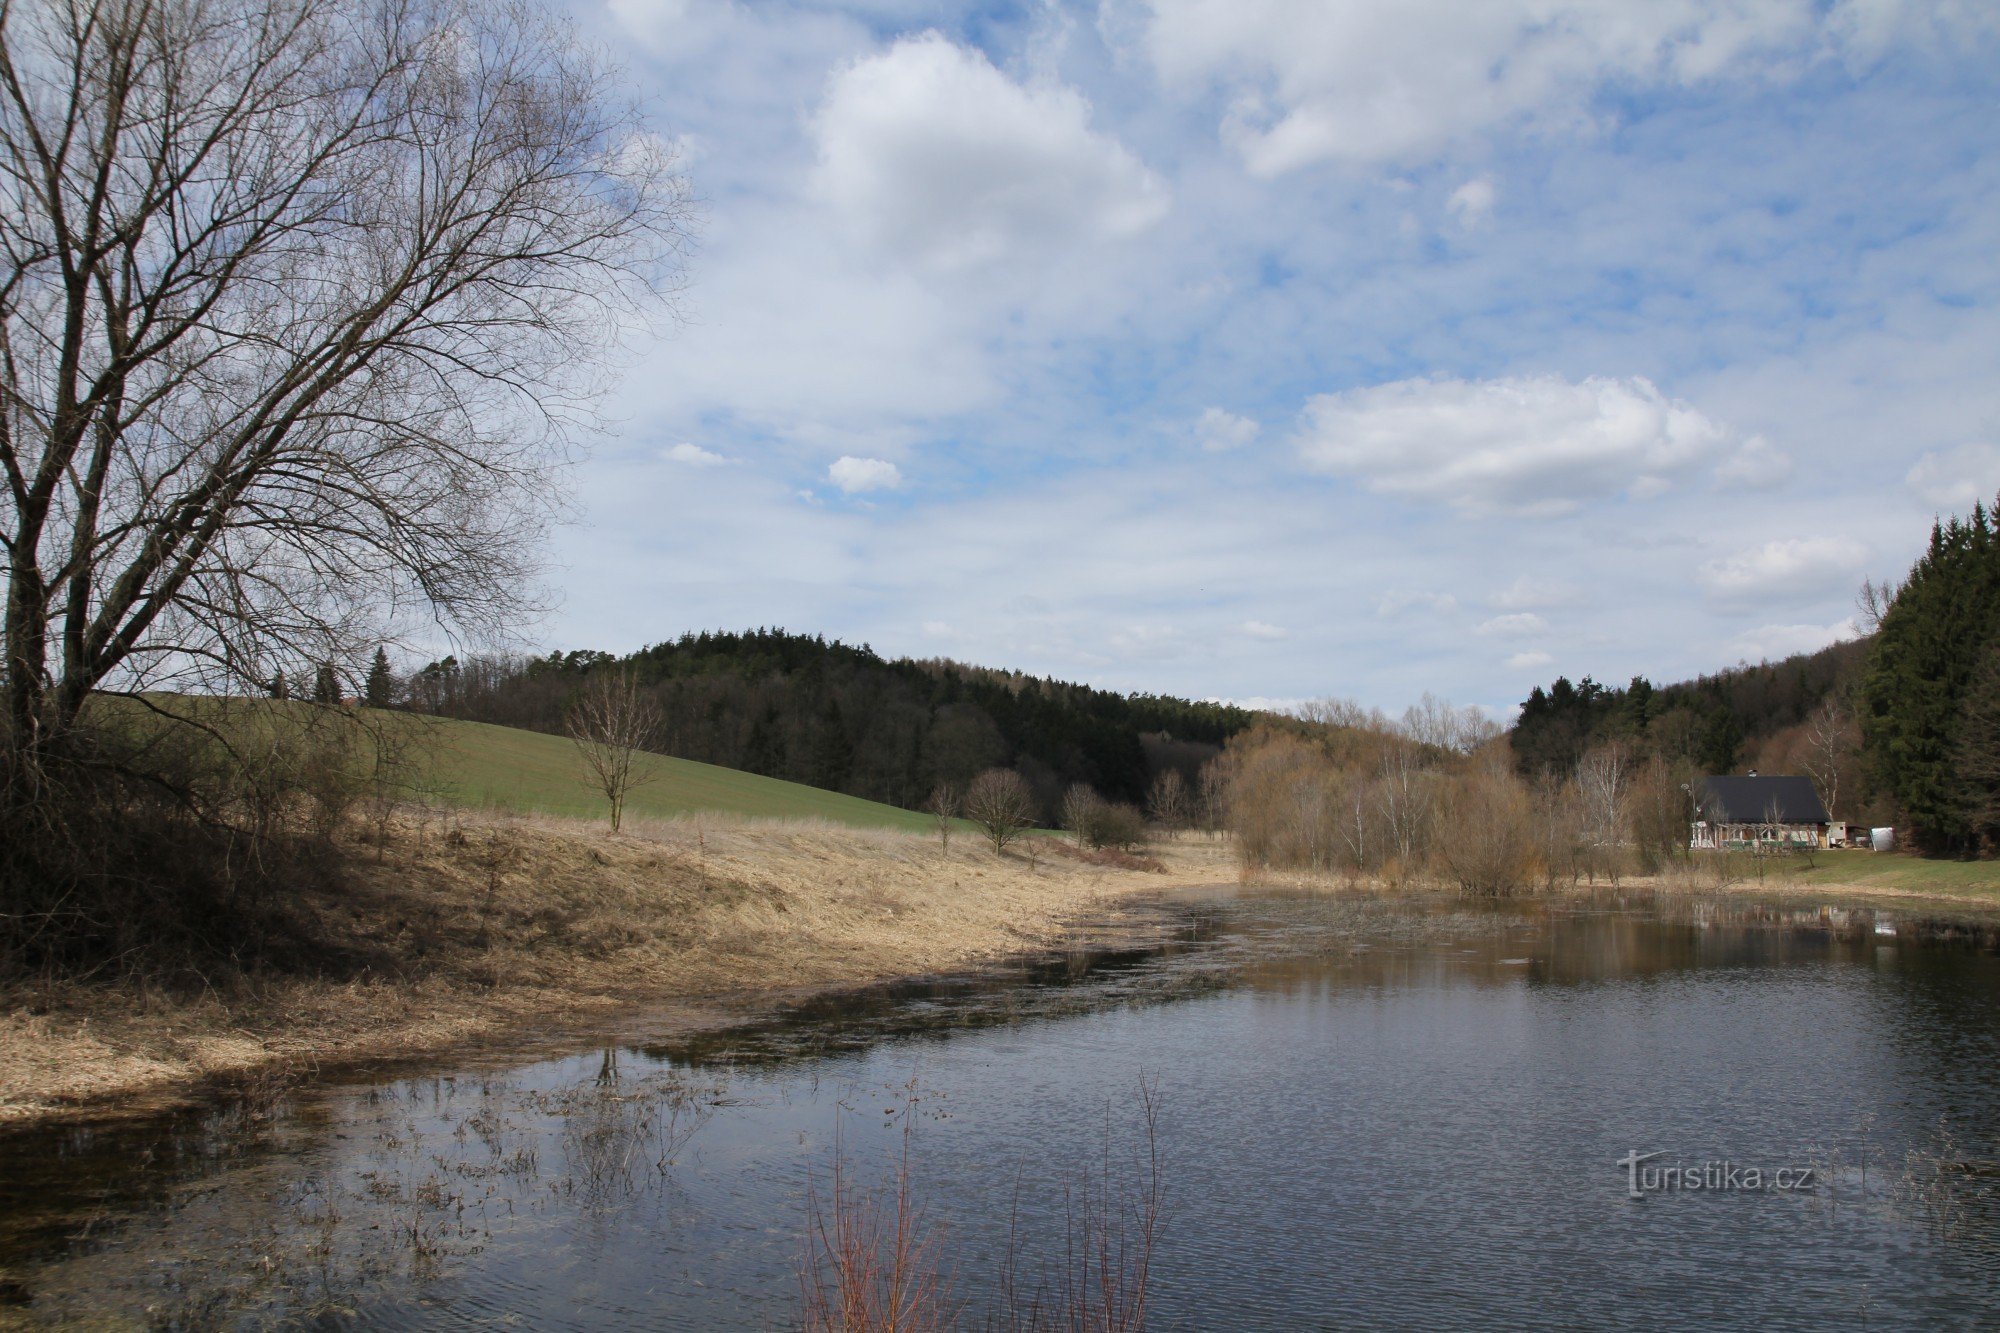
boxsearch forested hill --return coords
[406,629,1258,813]
[1509,637,1871,779]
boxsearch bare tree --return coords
[1373,742,1437,876]
[1144,769,1188,838]
[566,669,659,831]
[0,0,692,799]
[1060,781,1102,846]
[1857,577,1900,634]
[964,767,1036,854]
[1802,696,1853,823]
[1574,741,1633,847]
[1195,757,1229,836]
[923,782,959,852]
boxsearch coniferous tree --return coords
[1955,644,2000,852]
[1862,497,2000,853]
[312,664,341,705]
[364,648,395,709]
[268,670,289,701]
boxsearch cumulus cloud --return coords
[812,32,1168,269]
[1476,613,1550,638]
[1727,619,1862,662]
[1713,435,1796,488]
[1294,374,1731,516]
[828,455,903,493]
[661,442,728,467]
[1136,0,1980,174]
[1240,619,1290,640]
[1447,176,1496,229]
[1905,442,2000,509]
[1506,650,1555,671]
[1195,406,1259,452]
[1698,537,1869,601]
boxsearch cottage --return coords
[1689,772,1831,851]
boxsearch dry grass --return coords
[0,813,1234,1125]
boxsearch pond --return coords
[2,887,1998,1328]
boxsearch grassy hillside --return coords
[420,714,943,833]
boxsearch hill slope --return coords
[419,714,942,833]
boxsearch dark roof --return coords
[1696,775,1829,824]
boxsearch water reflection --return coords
[1,889,1997,1328]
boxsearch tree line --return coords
[390,628,1257,819]
[1509,494,2000,857]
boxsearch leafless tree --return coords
[1144,768,1188,838]
[1574,741,1633,847]
[1195,757,1229,835]
[565,669,659,831]
[1373,742,1437,876]
[1060,781,1101,846]
[1399,692,1501,755]
[964,766,1035,854]
[1802,695,1853,822]
[1857,577,1900,634]
[923,781,958,852]
[0,0,692,798]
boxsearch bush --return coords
[1094,802,1147,851]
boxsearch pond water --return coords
[3,887,1999,1329]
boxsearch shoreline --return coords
[7,820,1994,1132]
[0,814,1234,1130]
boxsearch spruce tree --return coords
[364,648,394,708]
[313,663,341,705]
[1862,497,2000,853]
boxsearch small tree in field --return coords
[1061,782,1103,846]
[924,783,960,851]
[566,669,661,832]
[1146,769,1189,838]
[965,768,1036,854]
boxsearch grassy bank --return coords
[0,813,1231,1125]
[1683,849,2000,905]
[418,713,949,832]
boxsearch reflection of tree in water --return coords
[4,1057,728,1326]
[533,1047,723,1219]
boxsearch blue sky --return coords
[543,0,2000,717]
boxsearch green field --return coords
[417,714,939,832]
[1745,848,2000,903]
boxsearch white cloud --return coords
[812,32,1169,269]
[1491,576,1581,611]
[1136,0,1985,174]
[1377,590,1459,618]
[829,456,903,493]
[1698,537,1869,601]
[1506,650,1555,671]
[1447,176,1497,229]
[1713,435,1796,488]
[1240,619,1290,640]
[1727,619,1862,662]
[1905,442,2000,509]
[1476,613,1550,638]
[661,441,728,467]
[1195,406,1259,451]
[1295,374,1732,515]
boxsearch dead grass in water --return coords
[0,814,1233,1124]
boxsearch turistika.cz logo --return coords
[1618,1150,1816,1199]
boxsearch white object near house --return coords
[1870,827,1896,853]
